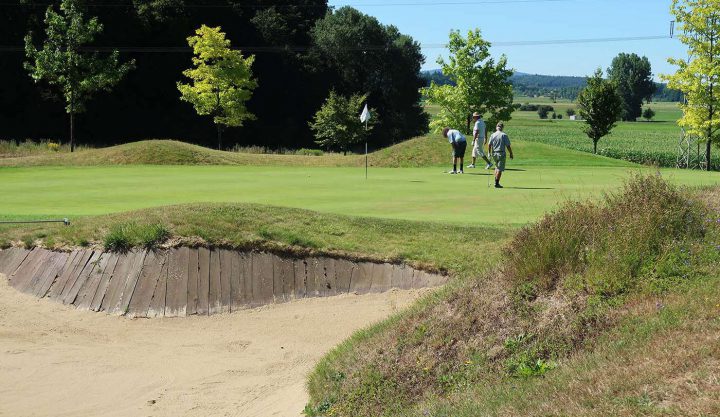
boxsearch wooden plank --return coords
[220,250,233,313]
[147,261,169,318]
[241,252,253,305]
[34,251,76,298]
[89,253,120,311]
[63,251,102,305]
[293,259,307,299]
[75,252,113,310]
[100,251,136,313]
[251,252,274,305]
[208,249,222,315]
[30,252,69,298]
[334,259,354,294]
[57,250,95,302]
[114,250,149,315]
[320,257,338,297]
[230,251,244,311]
[0,248,14,274]
[186,248,199,316]
[398,264,415,290]
[351,262,374,294]
[304,258,320,298]
[370,263,393,293]
[10,249,55,293]
[10,248,48,290]
[165,247,189,318]
[48,250,91,300]
[274,256,295,303]
[196,247,210,315]
[2,248,31,277]
[127,250,165,318]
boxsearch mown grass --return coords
[304,175,720,416]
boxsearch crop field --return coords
[426,99,717,168]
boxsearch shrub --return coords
[506,174,705,297]
[296,148,324,156]
[537,105,554,119]
[642,107,656,121]
[566,108,576,117]
[519,103,539,111]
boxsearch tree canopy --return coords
[663,0,720,170]
[177,25,257,150]
[607,53,656,121]
[309,91,374,154]
[24,0,134,151]
[422,29,514,134]
[577,69,623,154]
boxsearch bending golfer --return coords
[442,127,466,174]
[467,112,493,169]
[488,122,513,188]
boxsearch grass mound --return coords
[304,175,719,416]
[0,202,506,277]
[0,137,631,168]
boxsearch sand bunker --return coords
[0,247,444,317]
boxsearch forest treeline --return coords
[2,1,428,149]
[422,70,684,102]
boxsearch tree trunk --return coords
[593,138,598,154]
[706,137,712,171]
[70,93,75,153]
[217,124,222,150]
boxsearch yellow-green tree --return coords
[423,29,514,134]
[178,25,257,150]
[663,0,719,170]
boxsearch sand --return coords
[0,274,428,417]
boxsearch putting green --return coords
[1,162,717,227]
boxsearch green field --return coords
[1,140,717,227]
[427,99,715,168]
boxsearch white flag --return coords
[360,104,370,123]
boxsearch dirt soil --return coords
[0,274,428,417]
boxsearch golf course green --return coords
[1,139,718,227]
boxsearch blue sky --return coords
[327,0,686,80]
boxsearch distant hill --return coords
[420,70,683,102]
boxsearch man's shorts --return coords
[452,141,467,158]
[472,143,486,158]
[492,153,507,171]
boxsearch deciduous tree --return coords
[663,0,719,170]
[607,53,656,121]
[309,92,374,154]
[178,25,257,150]
[24,0,134,152]
[423,29,514,134]
[642,107,656,122]
[577,69,623,154]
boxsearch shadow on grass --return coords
[503,186,555,190]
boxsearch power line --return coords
[0,34,671,54]
[0,0,575,9]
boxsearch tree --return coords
[566,108,576,117]
[607,53,656,121]
[642,107,656,121]
[576,69,623,154]
[423,29,514,134]
[178,25,257,150]
[309,91,374,154]
[24,0,134,152]
[537,105,553,119]
[663,0,719,170]
[310,7,428,147]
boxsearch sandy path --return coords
[0,275,428,417]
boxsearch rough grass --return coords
[0,136,633,169]
[0,203,507,278]
[304,176,718,416]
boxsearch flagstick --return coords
[365,119,368,180]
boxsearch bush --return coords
[296,148,324,156]
[537,105,554,119]
[519,103,539,111]
[506,174,705,297]
[642,107,656,121]
[566,108,576,117]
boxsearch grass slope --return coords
[304,176,720,416]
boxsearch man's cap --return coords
[497,122,504,128]
[472,112,481,118]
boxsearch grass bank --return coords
[304,175,720,416]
